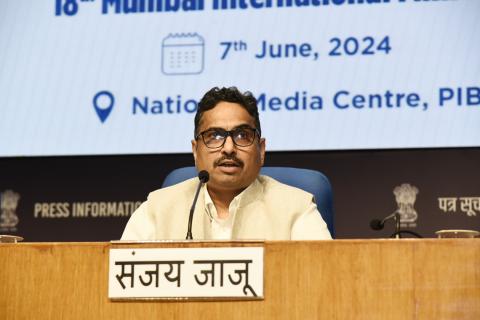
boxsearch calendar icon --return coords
[162,33,205,75]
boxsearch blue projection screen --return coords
[0,0,479,156]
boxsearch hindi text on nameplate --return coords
[108,247,264,300]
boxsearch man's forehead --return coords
[204,123,253,131]
[198,102,255,130]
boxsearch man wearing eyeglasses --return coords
[121,87,331,240]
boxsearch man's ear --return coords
[191,139,197,164]
[259,138,266,166]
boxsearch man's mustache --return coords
[214,155,244,167]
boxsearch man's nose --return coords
[221,136,236,154]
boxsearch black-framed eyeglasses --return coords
[195,126,260,149]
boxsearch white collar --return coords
[202,177,262,221]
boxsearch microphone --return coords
[370,212,401,237]
[370,219,385,231]
[186,170,209,240]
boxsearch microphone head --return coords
[198,170,209,183]
[370,219,384,230]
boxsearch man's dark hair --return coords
[194,87,261,137]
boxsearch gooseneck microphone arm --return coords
[370,211,401,238]
[186,170,209,240]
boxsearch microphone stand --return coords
[186,170,209,240]
[371,211,423,239]
[186,182,203,240]
[390,213,424,238]
[389,230,423,238]
[393,212,401,239]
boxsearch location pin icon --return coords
[93,91,115,123]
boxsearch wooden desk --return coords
[1,239,479,319]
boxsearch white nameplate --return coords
[108,247,264,300]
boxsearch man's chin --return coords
[208,174,247,191]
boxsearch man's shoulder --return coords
[148,178,198,200]
[257,175,313,200]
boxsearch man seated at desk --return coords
[121,87,331,240]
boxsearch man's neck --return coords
[207,185,244,219]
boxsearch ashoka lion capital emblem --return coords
[0,190,20,231]
[393,183,419,227]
